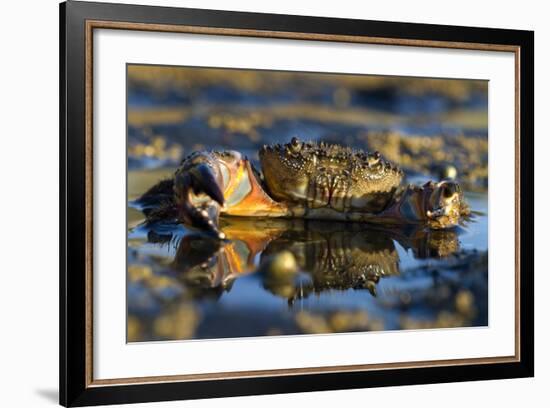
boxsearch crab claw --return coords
[174,153,227,239]
[187,163,225,206]
[425,180,469,229]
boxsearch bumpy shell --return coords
[259,137,404,213]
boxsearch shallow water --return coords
[127,177,487,341]
[126,66,488,342]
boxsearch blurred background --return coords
[126,64,488,342]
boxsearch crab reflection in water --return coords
[127,217,486,341]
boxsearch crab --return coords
[145,218,463,302]
[138,137,469,239]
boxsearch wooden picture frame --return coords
[60,1,534,406]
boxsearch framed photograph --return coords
[60,1,534,406]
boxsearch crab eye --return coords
[289,137,302,152]
[441,184,454,198]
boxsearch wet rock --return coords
[455,290,476,317]
[295,311,332,334]
[127,282,159,316]
[439,164,458,180]
[127,316,143,342]
[128,264,153,282]
[153,304,200,340]
[364,131,488,192]
[146,275,184,301]
[296,310,382,334]
[259,250,298,279]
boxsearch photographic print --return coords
[126,65,488,342]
